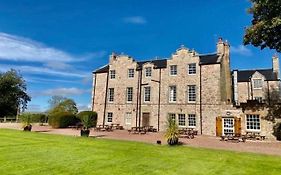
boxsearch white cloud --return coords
[123,16,147,24]
[0,64,89,78]
[0,32,107,72]
[0,32,77,62]
[77,103,92,111]
[25,76,78,84]
[231,45,253,56]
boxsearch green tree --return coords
[48,95,67,109]
[49,98,78,115]
[244,0,281,52]
[0,69,31,117]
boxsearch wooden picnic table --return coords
[179,128,197,139]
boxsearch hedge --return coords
[48,112,79,128]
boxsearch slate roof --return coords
[235,69,278,82]
[199,54,220,65]
[93,59,167,73]
[136,59,167,70]
[93,65,109,73]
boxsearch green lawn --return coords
[0,129,281,175]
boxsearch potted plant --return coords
[78,111,97,137]
[164,116,179,145]
[19,113,33,131]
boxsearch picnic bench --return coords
[178,128,197,139]
[220,134,246,143]
[128,127,147,134]
[243,132,265,141]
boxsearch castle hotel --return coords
[92,38,280,139]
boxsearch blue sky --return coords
[0,0,279,112]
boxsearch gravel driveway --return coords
[1,123,281,156]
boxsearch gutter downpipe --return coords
[103,70,110,127]
[135,69,140,129]
[199,64,203,135]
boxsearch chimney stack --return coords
[272,54,279,79]
[216,37,224,54]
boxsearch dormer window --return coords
[145,67,152,77]
[253,79,262,89]
[110,70,116,79]
[170,65,177,75]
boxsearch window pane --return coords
[168,113,176,121]
[170,65,177,75]
[110,70,116,79]
[188,114,196,127]
[108,88,114,102]
[246,114,260,131]
[178,114,186,126]
[144,86,151,102]
[253,79,262,88]
[125,112,132,125]
[188,85,196,102]
[128,69,134,78]
[169,86,177,102]
[145,67,152,77]
[188,63,196,74]
[107,112,113,123]
[127,87,133,102]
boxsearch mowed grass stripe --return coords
[0,129,281,175]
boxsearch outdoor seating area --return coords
[178,128,198,139]
[128,126,157,134]
[94,124,124,132]
[243,132,266,141]
[220,132,266,143]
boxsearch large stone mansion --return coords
[92,38,280,139]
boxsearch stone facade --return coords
[92,39,280,139]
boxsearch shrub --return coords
[164,116,179,145]
[273,123,281,141]
[77,111,97,129]
[31,113,48,124]
[48,112,79,128]
[19,113,32,126]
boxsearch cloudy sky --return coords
[0,0,279,112]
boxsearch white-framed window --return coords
[144,86,151,102]
[125,112,132,125]
[110,70,116,79]
[169,86,177,102]
[170,65,177,75]
[108,88,114,102]
[168,113,176,121]
[128,69,134,78]
[188,63,196,75]
[126,87,133,102]
[188,114,196,127]
[188,85,196,102]
[178,114,186,126]
[145,67,152,77]
[254,97,263,103]
[253,79,262,89]
[246,114,261,131]
[107,112,113,123]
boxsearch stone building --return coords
[92,38,280,139]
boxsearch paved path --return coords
[1,123,281,156]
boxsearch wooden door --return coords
[142,113,150,127]
[216,116,222,137]
[234,117,242,136]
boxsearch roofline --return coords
[232,68,273,72]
